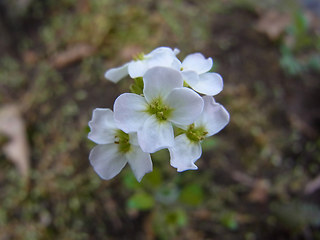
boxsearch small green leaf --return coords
[220,212,238,230]
[165,209,187,227]
[308,55,320,72]
[143,167,163,187]
[85,125,90,134]
[122,172,140,190]
[294,11,308,36]
[155,185,179,204]
[151,149,169,162]
[179,184,204,206]
[201,137,218,151]
[127,192,154,210]
[130,77,144,94]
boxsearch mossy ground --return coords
[0,0,319,239]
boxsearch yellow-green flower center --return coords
[147,98,173,121]
[114,130,131,153]
[186,124,208,143]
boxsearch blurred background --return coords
[0,0,320,239]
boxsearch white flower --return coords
[172,53,223,96]
[104,47,179,83]
[113,66,204,153]
[88,108,152,182]
[169,96,230,172]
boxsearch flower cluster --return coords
[88,47,230,182]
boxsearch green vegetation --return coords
[0,0,319,239]
[280,11,320,75]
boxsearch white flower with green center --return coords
[114,66,204,153]
[104,47,180,83]
[172,53,223,96]
[169,96,230,172]
[88,108,152,182]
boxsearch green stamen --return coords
[133,52,145,61]
[114,130,131,153]
[147,98,173,121]
[185,123,208,143]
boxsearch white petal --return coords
[138,115,174,153]
[171,58,182,70]
[128,132,139,146]
[169,134,202,172]
[172,123,188,131]
[181,70,200,86]
[104,63,129,83]
[173,48,180,55]
[126,146,152,182]
[192,73,223,96]
[128,60,149,78]
[146,47,175,58]
[182,53,213,74]
[147,49,176,68]
[113,93,149,133]
[195,96,230,136]
[88,108,117,144]
[89,144,127,180]
[165,88,204,125]
[143,67,183,103]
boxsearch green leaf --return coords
[165,209,187,227]
[280,46,304,75]
[127,192,154,210]
[308,55,320,72]
[142,167,163,187]
[151,149,169,162]
[122,171,140,190]
[294,11,308,36]
[130,77,144,94]
[220,212,238,230]
[155,185,179,204]
[85,125,90,134]
[201,137,218,151]
[179,184,204,206]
